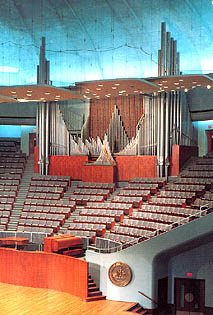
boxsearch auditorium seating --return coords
[149,197,186,208]
[86,202,133,215]
[118,189,151,201]
[72,188,110,200]
[79,208,124,223]
[77,182,115,193]
[122,183,159,194]
[69,195,104,206]
[157,190,196,205]
[111,196,143,208]
[129,177,166,188]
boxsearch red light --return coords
[209,125,212,129]
[187,273,192,277]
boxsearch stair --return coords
[126,302,150,314]
[7,156,35,231]
[85,275,106,302]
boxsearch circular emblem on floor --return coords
[108,262,132,287]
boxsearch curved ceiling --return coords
[0,0,212,86]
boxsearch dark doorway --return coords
[29,133,36,156]
[206,130,213,154]
[175,278,205,315]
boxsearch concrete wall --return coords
[86,213,213,309]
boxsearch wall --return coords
[194,120,213,156]
[20,126,36,155]
[0,102,36,125]
[86,214,213,309]
[48,155,88,179]
[168,242,213,307]
[0,248,88,299]
[116,156,157,181]
[170,145,198,176]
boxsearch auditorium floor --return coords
[0,282,133,315]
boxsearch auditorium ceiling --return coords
[0,0,212,118]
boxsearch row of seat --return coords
[72,188,110,199]
[0,198,15,205]
[18,219,61,233]
[31,175,71,185]
[182,171,213,178]
[86,202,133,215]
[130,211,181,224]
[111,226,154,239]
[26,192,61,200]
[118,189,151,201]
[69,195,104,205]
[17,225,53,236]
[202,192,213,201]
[111,196,143,208]
[28,186,64,196]
[0,162,24,169]
[30,180,69,190]
[20,212,65,223]
[79,208,124,222]
[0,185,19,192]
[122,183,159,194]
[121,218,171,232]
[73,216,115,229]
[24,198,76,209]
[149,197,186,207]
[129,177,166,188]
[189,165,213,171]
[0,211,11,218]
[0,174,21,181]
[22,205,72,218]
[164,184,205,193]
[140,204,199,217]
[67,222,106,238]
[77,182,115,193]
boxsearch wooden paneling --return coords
[0,248,88,299]
[34,145,39,173]
[82,164,116,183]
[48,155,88,179]
[116,156,157,181]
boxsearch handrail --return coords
[138,290,158,305]
[89,205,211,254]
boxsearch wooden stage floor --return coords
[0,282,134,315]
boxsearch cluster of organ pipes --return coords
[36,25,197,177]
[106,105,129,153]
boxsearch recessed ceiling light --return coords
[164,86,168,89]
[162,80,167,83]
[98,84,103,87]
[114,83,120,86]
[26,94,32,97]
[207,85,211,89]
[179,79,184,82]
[158,83,163,86]
[180,86,185,88]
[174,82,179,85]
[93,93,97,96]
[192,81,197,84]
[197,84,201,87]
[192,86,196,89]
[176,87,180,89]
[112,87,117,89]
[27,90,32,93]
[11,91,16,94]
[55,95,61,98]
[184,88,188,92]
[139,91,143,94]
[96,88,101,90]
[85,91,90,94]
[45,92,50,95]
